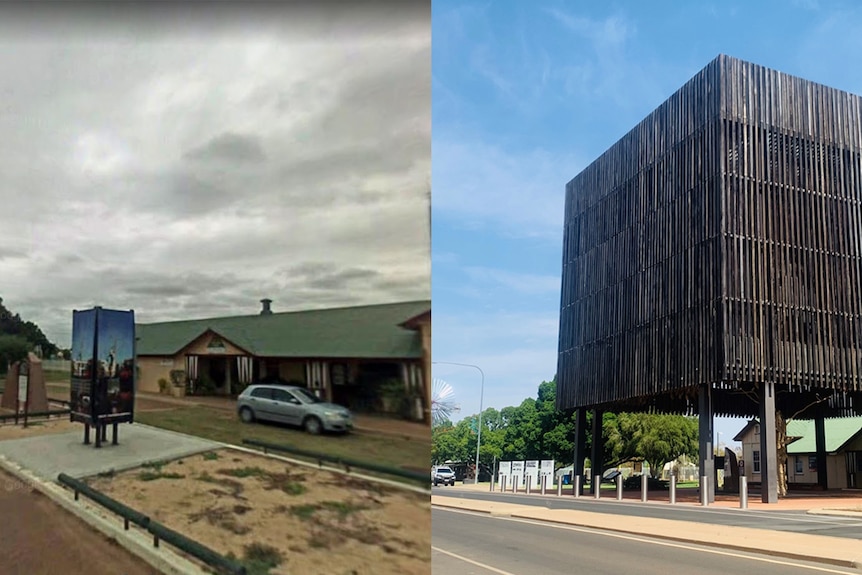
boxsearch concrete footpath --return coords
[433,487,862,570]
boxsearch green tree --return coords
[0,334,30,374]
[604,412,699,473]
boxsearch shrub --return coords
[157,378,169,394]
[623,474,668,491]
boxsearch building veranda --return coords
[136,299,431,423]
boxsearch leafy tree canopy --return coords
[0,297,58,359]
[432,376,699,474]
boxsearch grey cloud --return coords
[184,132,267,164]
[0,6,430,348]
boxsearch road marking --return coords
[434,507,860,574]
[431,546,518,575]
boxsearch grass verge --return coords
[135,405,428,473]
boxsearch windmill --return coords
[431,378,459,426]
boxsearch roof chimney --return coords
[260,298,273,315]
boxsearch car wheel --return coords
[239,407,255,423]
[304,416,323,435]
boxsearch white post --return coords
[557,480,562,496]
[616,474,623,500]
[574,475,581,498]
[670,475,677,505]
[594,475,601,499]
[641,473,648,502]
[541,475,547,495]
[740,476,748,509]
[701,475,709,506]
[526,475,532,495]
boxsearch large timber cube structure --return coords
[557,54,862,419]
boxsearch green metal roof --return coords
[785,417,862,454]
[136,300,430,359]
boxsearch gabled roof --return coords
[733,417,862,454]
[136,300,430,359]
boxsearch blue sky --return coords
[431,0,862,449]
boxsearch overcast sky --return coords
[0,2,430,349]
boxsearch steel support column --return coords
[815,415,827,489]
[573,407,587,495]
[590,408,604,495]
[698,383,715,503]
[759,381,778,503]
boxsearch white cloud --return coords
[461,267,560,296]
[433,138,580,238]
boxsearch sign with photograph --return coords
[70,307,136,425]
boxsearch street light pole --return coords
[433,361,485,483]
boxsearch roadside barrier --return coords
[57,473,246,575]
[242,438,428,487]
[0,409,70,425]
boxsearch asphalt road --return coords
[432,487,862,539]
[432,507,862,575]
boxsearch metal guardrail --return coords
[0,409,70,424]
[242,438,429,487]
[57,473,246,575]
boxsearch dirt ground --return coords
[87,448,431,575]
[0,418,80,440]
[0,468,161,575]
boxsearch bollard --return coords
[557,480,562,496]
[512,476,517,493]
[541,475,547,495]
[594,475,601,499]
[526,476,532,495]
[574,475,581,498]
[740,476,748,509]
[701,475,709,506]
[641,474,648,503]
[670,475,677,505]
[490,474,496,492]
[616,474,623,500]
[501,476,506,493]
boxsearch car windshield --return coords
[437,467,452,473]
[292,388,323,404]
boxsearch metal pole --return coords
[526,475,532,495]
[557,480,562,496]
[594,475,601,499]
[616,474,623,500]
[670,474,677,505]
[740,476,748,509]
[701,475,709,506]
[511,475,517,493]
[541,475,547,495]
[641,473,648,502]
[490,473,495,492]
[501,476,506,493]
[433,362,484,485]
[574,475,581,498]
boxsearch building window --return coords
[753,450,761,473]
[808,455,817,471]
[754,424,760,437]
[795,457,803,474]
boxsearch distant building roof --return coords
[136,300,430,359]
[733,417,862,454]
